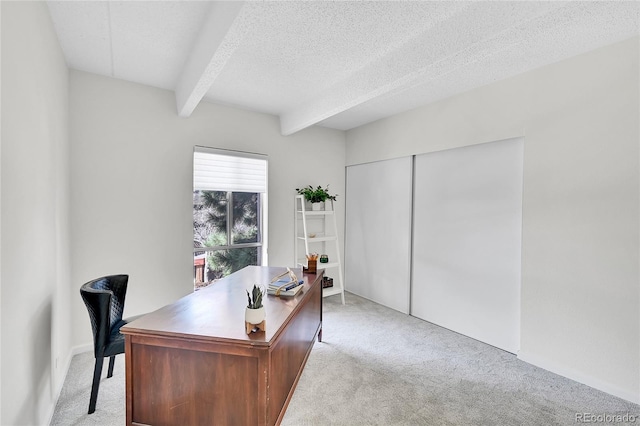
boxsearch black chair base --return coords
[88,354,119,414]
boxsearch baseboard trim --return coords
[518,351,640,405]
[46,343,93,424]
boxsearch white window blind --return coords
[193,147,267,193]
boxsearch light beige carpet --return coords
[51,292,639,425]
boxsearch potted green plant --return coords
[245,284,266,333]
[296,185,338,210]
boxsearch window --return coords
[193,147,268,289]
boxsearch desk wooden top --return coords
[121,266,321,347]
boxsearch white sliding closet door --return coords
[345,157,413,314]
[411,138,523,353]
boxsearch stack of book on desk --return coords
[267,268,304,297]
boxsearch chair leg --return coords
[107,355,116,378]
[88,357,104,414]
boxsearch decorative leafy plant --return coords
[246,284,264,309]
[295,185,338,203]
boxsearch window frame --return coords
[193,147,268,283]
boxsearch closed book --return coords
[267,282,304,297]
[269,279,303,292]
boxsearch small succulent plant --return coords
[246,284,264,309]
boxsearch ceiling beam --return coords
[278,4,470,136]
[175,1,247,117]
[278,35,508,136]
[279,2,563,136]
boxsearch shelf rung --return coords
[322,286,343,297]
[305,236,337,242]
[296,210,334,215]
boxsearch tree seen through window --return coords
[193,190,261,288]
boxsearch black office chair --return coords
[80,274,142,414]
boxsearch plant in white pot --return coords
[245,284,266,334]
[296,185,338,211]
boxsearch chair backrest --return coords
[80,275,129,357]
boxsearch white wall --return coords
[1,2,71,424]
[346,37,640,403]
[69,70,346,348]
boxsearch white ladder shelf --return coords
[294,195,345,304]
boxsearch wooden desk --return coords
[121,266,323,426]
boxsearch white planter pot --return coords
[245,306,265,325]
[311,202,323,211]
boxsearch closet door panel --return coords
[411,138,523,353]
[345,157,413,314]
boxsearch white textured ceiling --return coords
[47,1,640,135]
